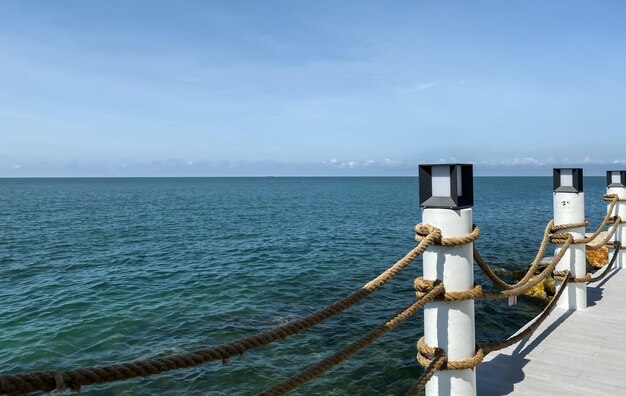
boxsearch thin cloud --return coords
[395,81,438,94]
[501,157,545,166]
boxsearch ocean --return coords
[0,177,610,395]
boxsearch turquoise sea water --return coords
[0,177,610,395]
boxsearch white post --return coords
[553,168,586,310]
[420,164,476,396]
[607,171,626,269]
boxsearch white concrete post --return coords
[553,168,586,310]
[419,164,476,396]
[607,170,626,269]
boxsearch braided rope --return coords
[551,195,619,244]
[587,217,622,250]
[0,194,610,396]
[414,278,483,301]
[474,220,553,290]
[480,235,571,300]
[414,234,573,303]
[549,220,589,233]
[552,271,591,283]
[412,272,571,394]
[480,272,570,354]
[405,350,445,396]
[607,241,626,250]
[417,338,485,370]
[588,242,621,283]
[415,224,480,246]
[0,225,444,396]
[257,224,481,395]
[258,285,445,396]
[405,196,615,391]
[604,193,626,202]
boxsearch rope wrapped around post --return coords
[551,194,619,245]
[405,350,445,396]
[410,272,572,395]
[604,193,626,202]
[414,223,481,246]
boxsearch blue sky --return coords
[1,1,626,176]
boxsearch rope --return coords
[549,220,589,234]
[553,239,622,283]
[415,224,480,246]
[604,193,626,202]
[474,220,554,290]
[0,225,444,396]
[588,242,621,283]
[607,242,626,250]
[407,195,626,395]
[414,234,573,303]
[259,223,481,395]
[474,214,612,291]
[551,195,619,244]
[414,278,483,301]
[405,350,445,396]
[552,271,591,283]
[417,338,484,370]
[480,235,571,300]
[1,193,615,395]
[586,217,621,250]
[413,271,571,394]
[258,285,445,396]
[480,271,570,354]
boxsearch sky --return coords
[1,1,626,177]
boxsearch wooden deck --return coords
[477,266,626,395]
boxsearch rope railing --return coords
[1,193,622,396]
[0,226,444,396]
[409,192,624,395]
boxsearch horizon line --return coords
[0,174,612,179]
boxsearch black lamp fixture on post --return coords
[419,164,473,209]
[553,168,583,193]
[607,170,626,188]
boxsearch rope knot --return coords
[414,277,483,301]
[415,224,442,244]
[416,337,484,371]
[414,224,480,246]
[414,278,440,298]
